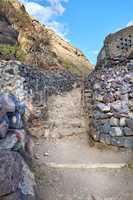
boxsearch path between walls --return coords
[32,87,133,200]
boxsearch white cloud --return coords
[127,21,133,27]
[19,0,69,38]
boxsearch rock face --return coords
[84,26,133,149]
[0,150,36,200]
[0,0,92,75]
[0,15,18,45]
[0,151,22,196]
[97,26,133,68]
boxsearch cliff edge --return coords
[0,0,92,75]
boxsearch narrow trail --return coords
[32,87,133,200]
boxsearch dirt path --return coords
[32,88,133,200]
[33,134,133,200]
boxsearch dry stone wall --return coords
[0,60,78,125]
[85,60,133,149]
[0,59,79,198]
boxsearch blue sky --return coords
[20,0,133,64]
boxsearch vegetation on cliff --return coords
[0,0,92,75]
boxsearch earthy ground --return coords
[33,134,133,200]
[32,88,133,200]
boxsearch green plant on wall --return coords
[0,44,26,62]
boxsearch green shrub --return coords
[0,44,26,62]
[0,44,16,58]
[16,46,26,62]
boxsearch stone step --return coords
[34,134,133,200]
[36,166,133,200]
[34,134,132,167]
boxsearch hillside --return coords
[0,0,92,75]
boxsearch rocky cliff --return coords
[85,26,133,149]
[97,26,133,68]
[0,0,92,75]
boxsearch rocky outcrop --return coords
[85,26,133,149]
[97,26,133,68]
[0,15,18,45]
[0,0,92,75]
[0,150,37,200]
[0,151,22,197]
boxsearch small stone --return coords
[124,137,133,149]
[129,101,133,111]
[123,127,133,136]
[128,112,133,119]
[43,152,49,157]
[34,154,40,160]
[95,94,103,102]
[96,103,110,112]
[110,117,119,126]
[111,137,125,147]
[99,123,111,134]
[110,127,123,137]
[111,100,128,113]
[93,83,101,90]
[103,94,114,103]
[93,132,100,141]
[126,119,133,130]
[93,111,113,120]
[100,134,111,145]
[121,86,129,95]
[121,94,128,101]
[111,101,121,111]
[120,117,126,127]
[0,134,18,150]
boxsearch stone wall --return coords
[84,61,133,149]
[0,60,78,126]
[0,60,79,199]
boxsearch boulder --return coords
[96,103,110,112]
[126,119,133,130]
[119,117,126,127]
[110,127,123,137]
[0,151,37,199]
[110,117,119,126]
[18,160,37,200]
[0,134,18,150]
[0,151,23,197]
[123,127,133,136]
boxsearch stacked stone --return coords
[85,63,133,149]
[0,60,78,120]
[19,63,78,97]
